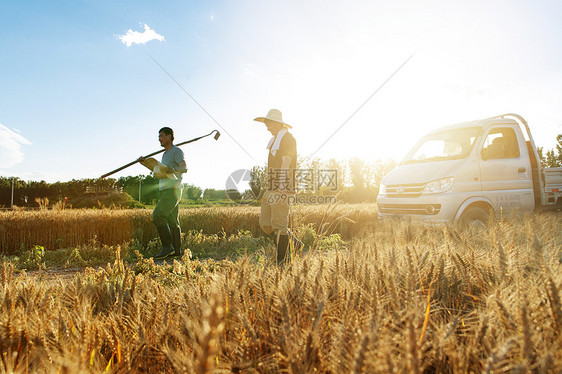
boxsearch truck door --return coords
[479,126,534,216]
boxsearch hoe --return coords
[100,129,220,178]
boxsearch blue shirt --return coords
[159,146,185,190]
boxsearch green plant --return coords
[20,244,45,269]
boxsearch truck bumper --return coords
[377,193,469,225]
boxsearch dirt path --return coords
[17,258,177,283]
[18,266,96,283]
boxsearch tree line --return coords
[0,157,398,208]
[537,134,562,168]
[1,133,560,209]
[0,175,210,208]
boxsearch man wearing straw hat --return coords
[254,109,299,264]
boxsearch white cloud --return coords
[0,124,31,168]
[117,24,165,47]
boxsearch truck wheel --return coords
[459,207,489,230]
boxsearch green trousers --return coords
[152,188,182,229]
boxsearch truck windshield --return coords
[403,127,481,164]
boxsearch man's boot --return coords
[154,225,175,259]
[277,234,290,265]
[171,227,182,257]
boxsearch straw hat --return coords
[254,109,292,128]
[140,158,175,179]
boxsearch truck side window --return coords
[481,128,520,160]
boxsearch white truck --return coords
[377,113,562,227]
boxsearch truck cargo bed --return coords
[543,167,562,206]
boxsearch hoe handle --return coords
[100,160,145,179]
[100,130,220,179]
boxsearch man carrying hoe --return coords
[138,127,187,259]
[254,109,300,264]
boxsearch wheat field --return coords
[1,210,561,373]
[0,204,375,254]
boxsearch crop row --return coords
[0,204,378,254]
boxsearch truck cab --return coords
[377,114,562,227]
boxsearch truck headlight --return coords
[378,183,387,196]
[423,177,454,194]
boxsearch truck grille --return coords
[385,183,425,197]
[378,204,441,215]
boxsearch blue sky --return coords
[1,0,561,189]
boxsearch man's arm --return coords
[162,148,187,174]
[278,156,292,191]
[174,160,188,174]
[281,156,292,170]
[277,133,296,192]
[161,160,187,174]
